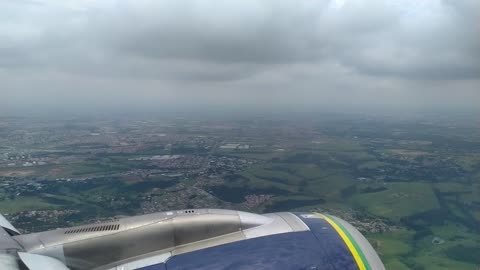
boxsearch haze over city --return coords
[1,0,479,115]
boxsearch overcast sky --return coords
[1,0,479,115]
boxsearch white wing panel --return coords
[18,252,70,270]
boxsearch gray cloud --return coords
[0,0,479,114]
[83,0,480,80]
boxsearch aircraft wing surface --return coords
[1,210,385,270]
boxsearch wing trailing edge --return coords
[18,252,70,270]
[0,214,20,236]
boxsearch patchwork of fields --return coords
[1,117,478,269]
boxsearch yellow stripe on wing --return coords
[315,213,367,270]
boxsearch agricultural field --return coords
[1,116,478,269]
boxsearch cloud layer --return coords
[1,0,479,114]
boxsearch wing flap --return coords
[18,252,70,270]
[0,214,20,235]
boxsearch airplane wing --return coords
[0,209,385,270]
